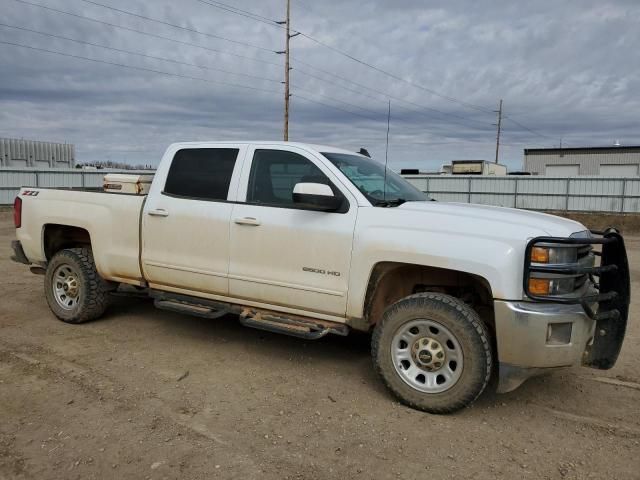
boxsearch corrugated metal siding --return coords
[525,150,640,175]
[36,171,84,188]
[0,138,75,168]
[471,177,515,193]
[0,169,38,205]
[3,169,640,213]
[82,172,110,187]
[403,175,640,213]
[0,168,153,204]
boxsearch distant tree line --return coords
[75,161,155,170]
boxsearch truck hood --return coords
[395,201,585,237]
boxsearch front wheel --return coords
[44,247,112,324]
[372,293,492,414]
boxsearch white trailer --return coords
[451,160,507,175]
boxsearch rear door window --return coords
[164,148,239,201]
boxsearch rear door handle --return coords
[234,216,261,226]
[148,208,169,217]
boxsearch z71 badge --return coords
[22,190,39,196]
[302,267,341,277]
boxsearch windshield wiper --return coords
[374,198,407,207]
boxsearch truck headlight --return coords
[528,277,576,296]
[530,246,578,264]
[525,238,594,300]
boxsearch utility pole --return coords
[283,0,291,141]
[494,99,502,164]
[276,0,298,141]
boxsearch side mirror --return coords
[293,183,342,211]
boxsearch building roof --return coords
[525,146,640,155]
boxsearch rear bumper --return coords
[494,300,596,393]
[10,240,30,265]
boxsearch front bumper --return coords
[11,240,30,265]
[496,228,630,393]
[494,300,596,393]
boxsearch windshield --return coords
[322,152,428,206]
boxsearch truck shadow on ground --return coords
[99,295,586,414]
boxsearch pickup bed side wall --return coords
[17,189,145,284]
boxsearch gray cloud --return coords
[1,0,638,170]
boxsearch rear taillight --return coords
[13,196,22,228]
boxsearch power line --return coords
[5,2,408,129]
[194,0,280,28]
[503,115,559,142]
[189,0,495,115]
[293,86,383,121]
[293,93,381,122]
[294,87,507,146]
[73,0,275,52]
[0,37,384,126]
[295,32,494,114]
[188,0,531,136]
[0,39,281,95]
[294,63,492,129]
[292,73,509,145]
[0,22,282,83]
[0,40,424,139]
[188,0,560,143]
[295,67,383,103]
[14,0,556,146]
[12,0,282,67]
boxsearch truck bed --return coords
[17,187,146,285]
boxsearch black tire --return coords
[372,293,492,414]
[44,247,112,324]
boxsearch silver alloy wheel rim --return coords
[391,319,464,393]
[53,264,81,310]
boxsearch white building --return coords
[524,146,640,176]
[0,138,75,168]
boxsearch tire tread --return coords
[372,292,492,414]
[45,247,111,324]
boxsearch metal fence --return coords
[2,168,640,213]
[403,175,640,213]
[0,168,154,204]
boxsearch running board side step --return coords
[151,290,230,319]
[154,299,229,319]
[239,308,349,340]
[148,289,349,340]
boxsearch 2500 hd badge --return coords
[303,266,341,277]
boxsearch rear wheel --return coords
[372,293,492,414]
[44,247,112,323]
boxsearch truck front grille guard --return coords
[523,229,630,369]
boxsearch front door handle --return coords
[234,216,261,226]
[148,208,169,217]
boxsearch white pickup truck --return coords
[11,141,630,413]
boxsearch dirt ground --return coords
[1,211,639,480]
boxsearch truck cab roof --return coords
[167,141,362,156]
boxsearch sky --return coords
[1,0,639,171]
